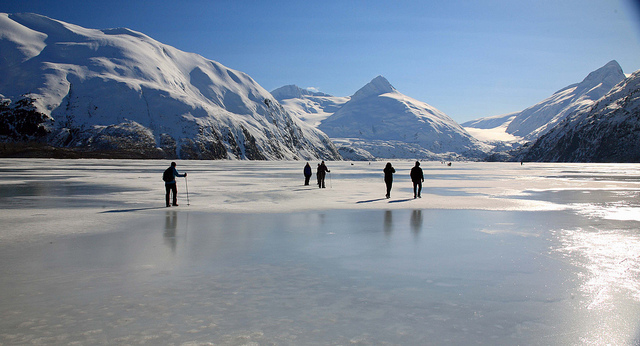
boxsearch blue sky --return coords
[1,0,639,123]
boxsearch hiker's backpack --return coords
[162,167,174,182]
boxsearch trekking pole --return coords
[185,175,190,206]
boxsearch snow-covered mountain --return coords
[271,85,349,128]
[316,76,489,160]
[464,61,626,142]
[0,13,341,160]
[520,69,640,162]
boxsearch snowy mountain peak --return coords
[351,75,396,100]
[522,69,640,162]
[0,12,341,160]
[465,60,627,144]
[502,60,626,140]
[317,76,488,159]
[580,60,623,85]
[8,12,99,44]
[271,85,331,100]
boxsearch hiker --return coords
[317,161,330,188]
[163,162,187,207]
[383,162,395,198]
[303,162,312,185]
[410,161,424,199]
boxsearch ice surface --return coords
[0,159,639,344]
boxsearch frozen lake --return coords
[0,159,639,345]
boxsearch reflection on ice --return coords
[519,188,640,221]
[571,189,640,221]
[164,210,178,252]
[410,209,423,235]
[555,227,640,345]
[557,228,640,309]
[574,204,640,222]
[1,208,588,344]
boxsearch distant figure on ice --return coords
[383,162,395,199]
[410,161,424,199]
[317,161,330,188]
[163,162,187,207]
[303,162,312,185]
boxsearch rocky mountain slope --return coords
[464,61,626,142]
[0,13,340,160]
[520,69,640,162]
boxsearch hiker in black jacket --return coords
[410,161,424,199]
[163,162,187,207]
[317,161,330,188]
[383,162,395,199]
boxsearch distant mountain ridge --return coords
[0,13,340,160]
[520,70,640,162]
[2,13,635,162]
[287,76,489,160]
[277,61,637,162]
[271,85,332,99]
[464,61,626,141]
[462,113,517,130]
[506,60,625,140]
[271,85,349,128]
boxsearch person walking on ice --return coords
[383,162,395,199]
[410,161,424,199]
[163,162,187,207]
[317,161,330,188]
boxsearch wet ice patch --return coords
[555,228,640,309]
[573,204,640,221]
[570,190,640,221]
[552,227,640,345]
[515,188,640,221]
[479,229,540,237]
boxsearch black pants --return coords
[304,175,311,185]
[165,183,177,206]
[412,181,422,197]
[385,179,392,197]
[318,173,326,188]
